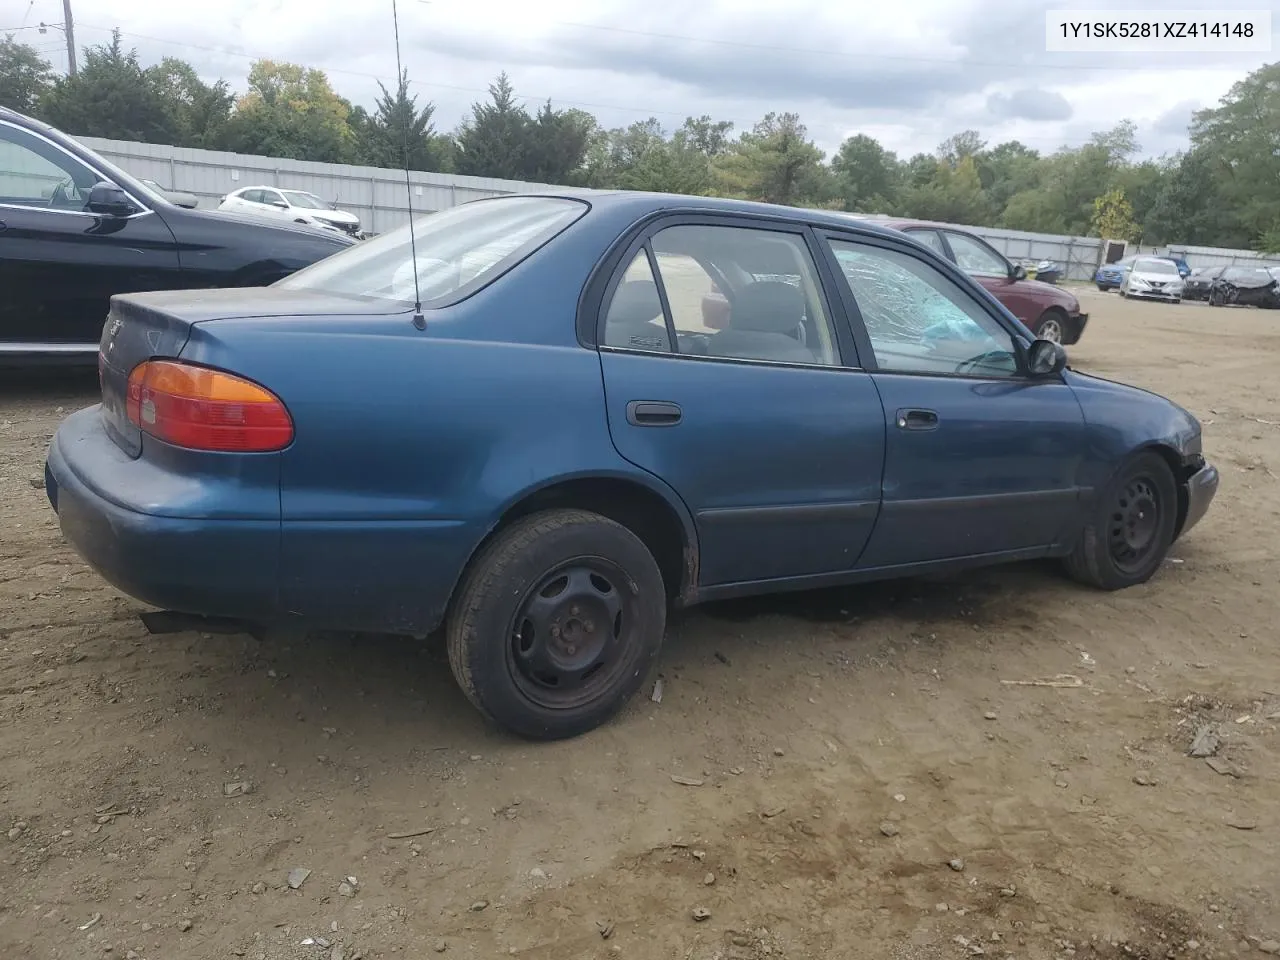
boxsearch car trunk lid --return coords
[98,289,406,457]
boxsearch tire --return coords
[1118,289,1127,298]
[1035,309,1066,344]
[1063,451,1179,591]
[446,508,666,740]
[1096,284,1107,292]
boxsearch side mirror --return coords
[1027,338,1067,377]
[86,181,136,217]
[1011,263,1027,281]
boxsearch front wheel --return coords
[1063,451,1178,591]
[1035,310,1066,344]
[446,509,666,740]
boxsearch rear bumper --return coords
[46,405,475,636]
[1178,461,1219,540]
[46,406,280,621]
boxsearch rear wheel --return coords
[1064,451,1178,591]
[446,509,666,740]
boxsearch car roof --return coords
[503,189,912,242]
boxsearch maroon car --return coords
[862,219,1089,345]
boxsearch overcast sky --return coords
[7,0,1277,161]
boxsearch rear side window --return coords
[275,196,588,304]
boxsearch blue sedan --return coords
[45,191,1219,740]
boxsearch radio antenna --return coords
[391,0,426,330]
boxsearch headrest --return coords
[606,280,664,327]
[731,280,804,333]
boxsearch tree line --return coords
[2,29,1278,251]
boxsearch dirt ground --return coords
[2,288,1279,960]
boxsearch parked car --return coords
[1165,255,1192,278]
[139,178,199,209]
[855,218,1089,344]
[1183,265,1224,301]
[1120,257,1184,302]
[0,106,356,365]
[219,186,362,237]
[1206,266,1280,308]
[1094,255,1135,291]
[44,192,1218,740]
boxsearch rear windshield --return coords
[275,195,588,304]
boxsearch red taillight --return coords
[126,360,293,452]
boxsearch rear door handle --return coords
[895,408,939,431]
[627,400,682,427]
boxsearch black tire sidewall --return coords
[1088,452,1179,588]
[449,511,666,740]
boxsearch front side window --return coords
[276,196,588,304]
[0,122,101,211]
[828,239,1020,378]
[945,231,1009,277]
[600,224,841,366]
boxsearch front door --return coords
[820,233,1086,569]
[0,118,183,348]
[596,218,887,587]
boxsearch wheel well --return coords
[488,478,692,603]
[1144,443,1191,538]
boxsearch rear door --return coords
[595,215,887,588]
[0,117,182,350]
[817,230,1086,568]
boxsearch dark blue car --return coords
[45,191,1219,740]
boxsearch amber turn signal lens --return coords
[126,360,293,452]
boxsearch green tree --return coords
[221,59,356,163]
[0,35,55,114]
[525,102,595,183]
[1187,61,1280,249]
[40,29,178,143]
[359,69,450,172]
[830,133,900,213]
[978,141,1042,216]
[712,112,828,206]
[902,155,992,224]
[1089,187,1138,240]
[1144,147,1237,247]
[454,72,532,180]
[144,57,234,148]
[936,129,986,167]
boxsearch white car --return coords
[1120,256,1183,303]
[218,186,361,237]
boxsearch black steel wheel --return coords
[507,559,636,710]
[446,509,666,740]
[1064,451,1178,590]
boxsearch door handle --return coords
[0,219,6,232]
[626,400,682,427]
[895,408,939,431]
